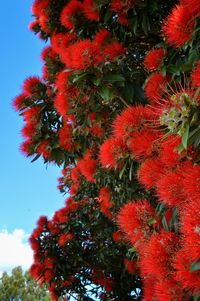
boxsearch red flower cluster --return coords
[162,4,195,48]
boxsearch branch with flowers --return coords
[14,0,200,300]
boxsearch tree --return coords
[13,0,200,300]
[0,266,51,301]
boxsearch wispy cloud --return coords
[0,229,33,275]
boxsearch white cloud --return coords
[0,229,33,276]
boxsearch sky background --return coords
[0,1,65,274]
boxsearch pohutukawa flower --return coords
[51,33,77,55]
[144,72,167,104]
[112,105,152,141]
[140,230,179,279]
[54,93,70,117]
[182,163,200,203]
[60,0,83,30]
[124,259,138,275]
[156,168,187,207]
[117,200,157,246]
[129,128,161,160]
[162,4,195,48]
[82,0,100,21]
[78,153,97,182]
[144,48,165,72]
[37,139,51,159]
[155,277,184,301]
[99,137,128,169]
[58,233,74,247]
[12,94,26,111]
[159,135,182,168]
[180,200,200,261]
[61,40,102,70]
[22,76,42,96]
[137,158,164,189]
[94,29,110,47]
[180,0,200,18]
[173,248,200,293]
[32,0,50,17]
[20,140,32,156]
[104,41,126,62]
[40,46,56,62]
[58,123,73,151]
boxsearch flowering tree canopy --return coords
[14,0,200,300]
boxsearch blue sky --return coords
[0,1,65,272]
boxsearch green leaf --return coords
[190,259,200,272]
[31,154,41,163]
[119,162,127,179]
[162,216,169,231]
[128,247,137,253]
[99,86,113,101]
[193,294,200,301]
[182,122,190,149]
[72,72,88,83]
[147,217,157,226]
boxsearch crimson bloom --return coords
[162,4,195,48]
[144,72,167,104]
[117,199,156,247]
[99,137,128,169]
[144,48,165,72]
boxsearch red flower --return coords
[111,0,135,12]
[173,248,200,293]
[51,32,77,55]
[98,187,113,218]
[140,230,179,279]
[60,0,83,30]
[155,277,184,301]
[183,163,200,203]
[99,137,128,169]
[71,166,81,183]
[62,40,102,70]
[37,139,51,159]
[20,140,32,156]
[156,168,187,207]
[58,233,74,247]
[82,0,100,21]
[129,128,160,160]
[144,72,167,104]
[180,200,200,261]
[162,4,195,48]
[94,29,110,47]
[22,76,42,96]
[28,20,39,32]
[58,124,73,151]
[144,49,165,72]
[191,60,200,89]
[54,93,69,116]
[104,41,126,62]
[12,94,26,111]
[137,158,164,189]
[32,0,50,17]
[112,231,123,242]
[78,153,97,182]
[21,123,37,139]
[117,199,156,247]
[159,135,182,168]
[112,105,152,141]
[41,46,56,62]
[23,106,41,124]
[124,259,137,275]
[180,0,200,18]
